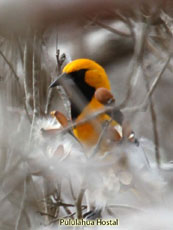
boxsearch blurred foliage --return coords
[0,0,173,229]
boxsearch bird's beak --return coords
[49,72,68,88]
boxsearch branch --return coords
[118,21,148,108]
[160,11,173,37]
[69,178,76,201]
[24,31,34,115]
[0,45,32,122]
[0,49,19,82]
[141,62,161,167]
[122,53,172,112]
[16,37,24,65]
[87,16,131,37]
[55,50,72,120]
[89,119,112,157]
[76,188,85,219]
[32,32,41,117]
[45,49,66,115]
[108,204,143,212]
[146,39,173,72]
[29,31,42,142]
[41,104,115,136]
[15,180,27,230]
[150,99,160,166]
[24,33,34,116]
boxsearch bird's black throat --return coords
[66,69,95,120]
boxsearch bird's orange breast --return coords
[73,97,118,147]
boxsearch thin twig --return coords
[76,188,85,219]
[89,119,112,158]
[43,43,57,115]
[87,16,131,37]
[146,55,172,98]
[32,32,41,117]
[45,88,53,115]
[40,200,77,208]
[122,54,172,112]
[140,145,151,168]
[69,178,76,201]
[0,48,32,121]
[106,208,116,217]
[119,21,148,109]
[23,210,31,228]
[0,49,20,82]
[150,100,160,166]
[55,50,72,120]
[53,185,61,219]
[62,202,73,219]
[15,180,27,230]
[45,49,66,115]
[48,207,87,225]
[108,204,143,212]
[142,64,161,166]
[160,11,173,37]
[0,46,31,122]
[29,31,42,142]
[24,31,33,115]
[42,105,115,135]
[147,39,173,72]
[63,206,87,219]
[39,212,56,218]
[16,37,24,66]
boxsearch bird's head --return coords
[49,59,110,90]
[49,59,111,119]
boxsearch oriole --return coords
[49,59,123,148]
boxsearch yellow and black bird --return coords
[49,59,125,148]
